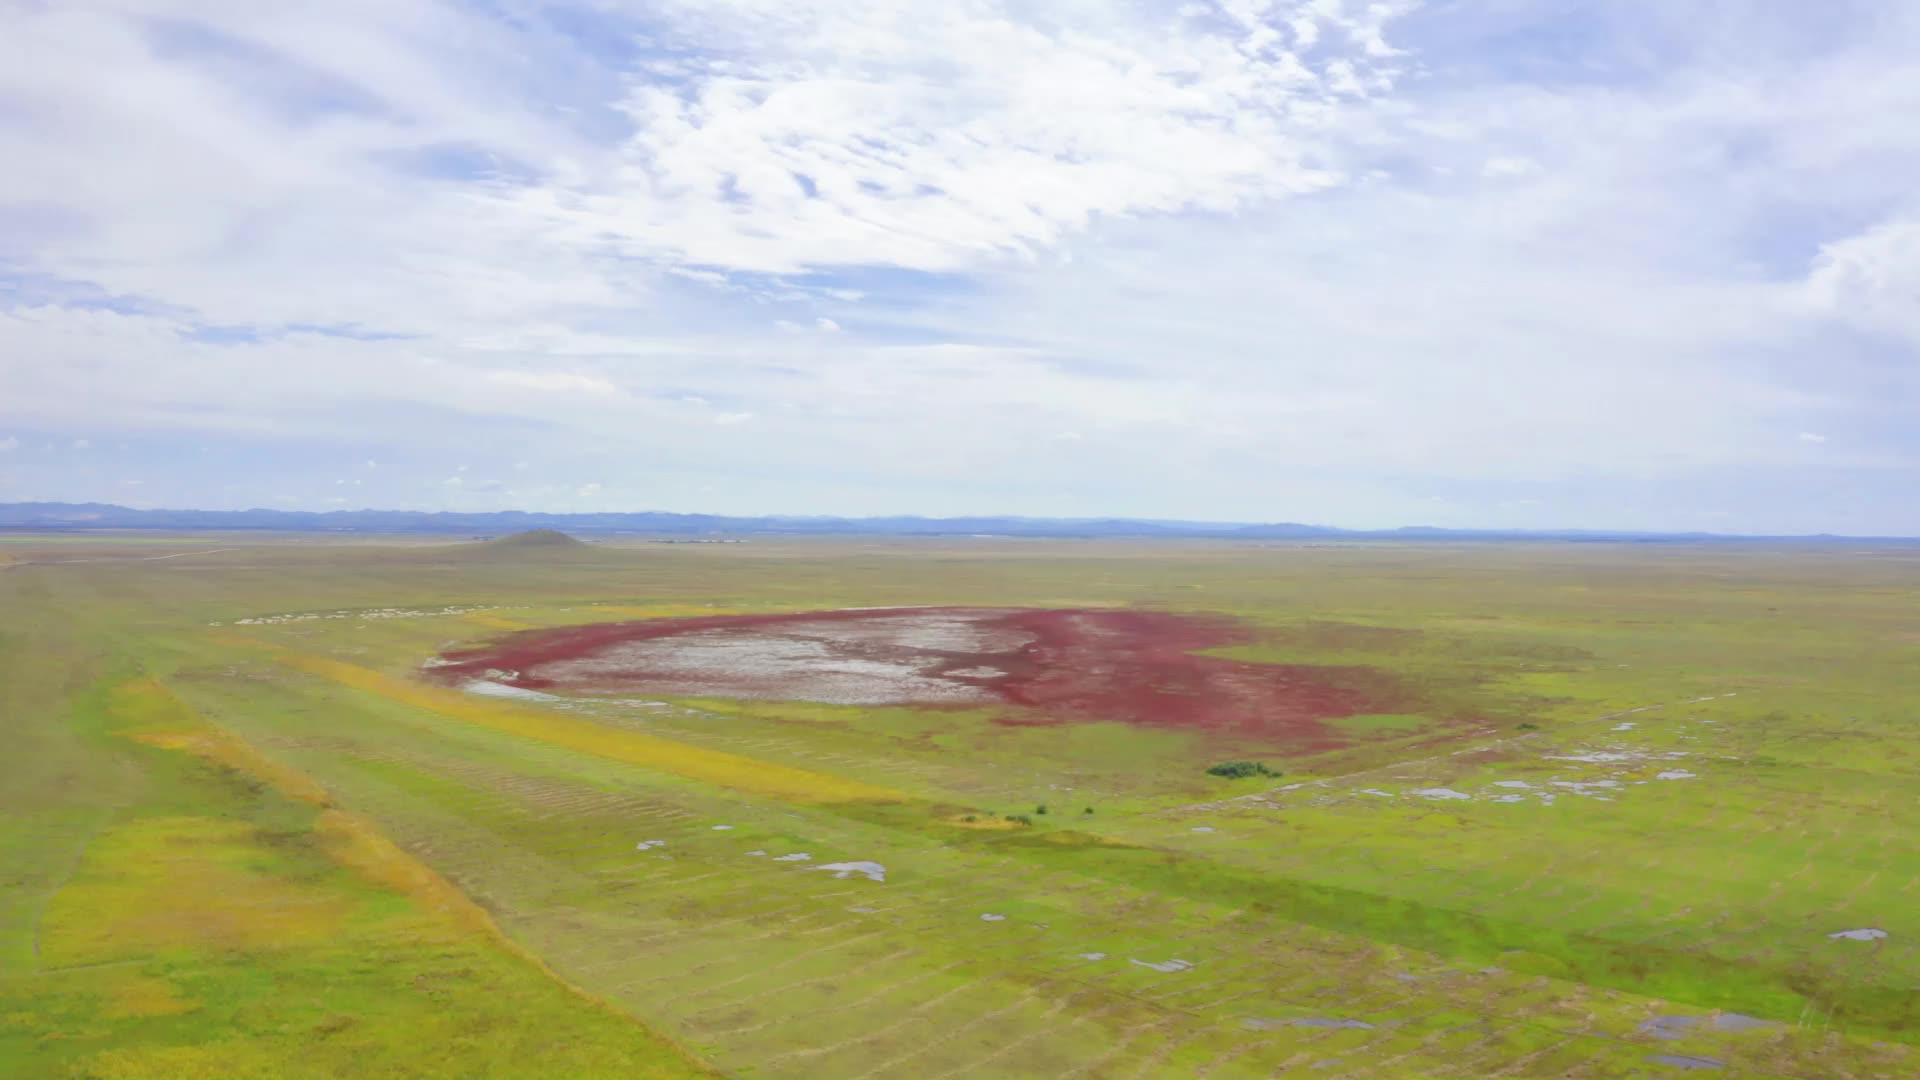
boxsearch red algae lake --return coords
[429,606,1401,749]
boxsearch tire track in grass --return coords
[847,985,1048,1080]
[671,929,894,1007]
[922,991,1111,1080]
[609,916,869,992]
[709,959,974,1041]
[758,973,998,1069]
[1059,1017,1178,1080]
[1122,1026,1224,1080]
[1189,1038,1272,1079]
[682,946,921,1023]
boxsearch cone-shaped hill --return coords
[444,528,597,560]
[483,528,587,550]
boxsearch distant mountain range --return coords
[0,501,1905,543]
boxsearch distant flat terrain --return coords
[5,533,1920,1078]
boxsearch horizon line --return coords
[3,500,1918,543]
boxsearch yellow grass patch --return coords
[577,604,748,621]
[38,816,353,967]
[278,653,913,805]
[114,678,332,806]
[464,612,536,632]
[312,809,493,937]
[100,973,199,1019]
[60,1042,283,1080]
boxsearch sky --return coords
[2,1,1918,534]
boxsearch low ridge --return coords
[476,528,588,550]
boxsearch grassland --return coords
[5,533,1920,1077]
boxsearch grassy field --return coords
[5,533,1920,1077]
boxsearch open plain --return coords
[6,531,1920,1078]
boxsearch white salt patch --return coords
[813,860,886,883]
[1828,928,1888,941]
[1411,788,1471,801]
[634,840,666,850]
[711,824,735,830]
[1360,789,1396,797]
[1078,952,1107,961]
[462,679,561,702]
[981,913,1007,922]
[1191,826,1216,833]
[772,853,812,862]
[1613,722,1637,730]
[1649,1053,1726,1070]
[1493,780,1533,789]
[744,850,767,856]
[1551,780,1621,795]
[1549,752,1636,763]
[1130,957,1195,973]
[1246,1017,1375,1031]
[1656,770,1697,780]
[1492,794,1527,803]
[848,905,877,913]
[531,611,1040,706]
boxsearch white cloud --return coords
[1805,214,1920,343]
[491,0,1411,275]
[0,436,17,452]
[1480,155,1539,179]
[481,370,623,396]
[1798,432,1828,443]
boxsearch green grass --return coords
[0,622,713,1078]
[7,535,1920,1077]
[1326,713,1430,733]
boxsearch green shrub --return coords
[1205,761,1277,779]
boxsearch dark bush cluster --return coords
[1205,760,1278,780]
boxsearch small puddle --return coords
[813,860,886,882]
[1130,957,1195,973]
[1648,1054,1724,1071]
[1243,1017,1374,1031]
